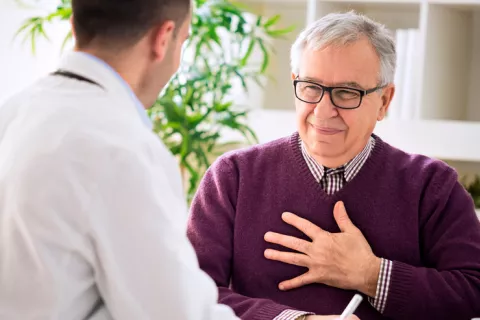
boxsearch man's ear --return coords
[377,84,395,121]
[291,72,297,80]
[152,21,176,61]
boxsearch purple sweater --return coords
[187,133,480,320]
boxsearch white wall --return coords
[261,2,306,110]
[0,0,70,103]
[467,11,480,122]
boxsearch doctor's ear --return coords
[70,15,76,39]
[151,20,176,62]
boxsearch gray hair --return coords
[290,11,396,85]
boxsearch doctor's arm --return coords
[187,156,312,320]
[89,147,239,320]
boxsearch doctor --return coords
[0,0,239,319]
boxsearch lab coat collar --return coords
[57,51,153,130]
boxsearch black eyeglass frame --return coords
[293,77,386,110]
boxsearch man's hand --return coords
[264,201,380,296]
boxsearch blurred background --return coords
[1,0,479,215]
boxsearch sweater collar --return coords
[299,135,375,183]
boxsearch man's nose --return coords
[313,92,339,119]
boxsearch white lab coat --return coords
[0,52,238,320]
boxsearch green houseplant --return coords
[463,175,480,209]
[15,0,295,200]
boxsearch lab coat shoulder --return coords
[0,80,181,239]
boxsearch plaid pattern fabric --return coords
[368,259,393,313]
[298,135,375,191]
[273,309,312,320]
[274,135,392,318]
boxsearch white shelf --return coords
[314,1,422,30]
[428,1,480,7]
[420,2,480,121]
[242,110,480,163]
[374,119,480,162]
[245,0,480,4]
[244,0,421,3]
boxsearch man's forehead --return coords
[299,45,380,87]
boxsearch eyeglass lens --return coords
[296,82,361,109]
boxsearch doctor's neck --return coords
[77,45,166,109]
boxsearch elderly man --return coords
[187,11,480,320]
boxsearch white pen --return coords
[339,294,363,320]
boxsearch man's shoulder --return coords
[378,136,457,186]
[218,134,295,167]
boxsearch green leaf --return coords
[195,145,210,168]
[161,101,184,123]
[233,69,247,91]
[266,25,297,37]
[182,86,195,105]
[214,3,245,22]
[183,160,200,197]
[239,124,259,144]
[229,1,254,12]
[214,101,233,112]
[180,133,192,158]
[30,30,37,54]
[37,23,50,42]
[240,38,255,67]
[13,18,36,39]
[187,112,204,128]
[257,39,269,73]
[264,14,281,28]
[208,27,222,47]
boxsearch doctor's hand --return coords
[264,201,380,297]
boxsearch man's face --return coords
[293,37,393,165]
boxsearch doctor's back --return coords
[0,0,238,319]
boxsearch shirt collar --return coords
[299,135,375,182]
[57,51,153,130]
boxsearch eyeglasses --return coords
[293,78,385,109]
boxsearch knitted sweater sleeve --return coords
[187,156,296,320]
[383,166,480,319]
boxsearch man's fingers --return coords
[278,272,316,291]
[264,232,311,253]
[333,201,360,234]
[264,249,309,267]
[282,212,326,239]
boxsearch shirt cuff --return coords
[273,309,313,320]
[368,258,393,314]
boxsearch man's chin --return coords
[308,131,343,145]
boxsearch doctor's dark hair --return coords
[72,0,191,49]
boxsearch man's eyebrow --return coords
[334,81,364,90]
[300,77,365,90]
[302,76,323,83]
